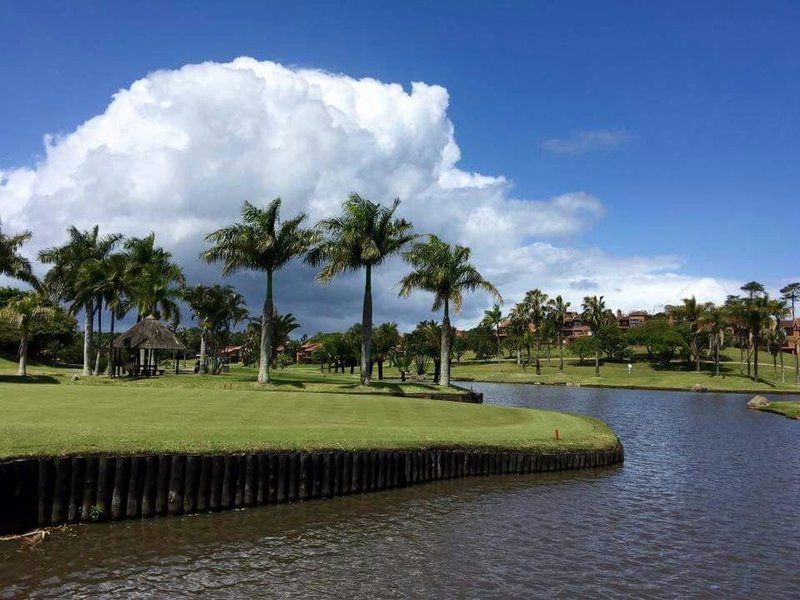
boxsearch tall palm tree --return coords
[0,218,38,288]
[740,295,774,382]
[482,304,503,362]
[203,198,316,384]
[307,193,415,385]
[0,292,57,376]
[523,289,549,375]
[506,303,529,366]
[581,295,611,377]
[672,296,709,372]
[124,234,185,322]
[780,282,800,385]
[700,305,727,377]
[547,295,571,371]
[39,225,122,376]
[768,298,789,383]
[400,235,500,387]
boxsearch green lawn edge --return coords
[758,401,800,419]
[0,384,621,460]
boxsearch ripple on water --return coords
[1,384,799,599]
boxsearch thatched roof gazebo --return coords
[112,315,185,377]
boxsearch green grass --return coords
[759,401,800,419]
[0,383,619,459]
[0,357,463,396]
[431,356,800,393]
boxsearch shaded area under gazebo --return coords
[111,315,185,377]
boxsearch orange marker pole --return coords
[555,428,560,441]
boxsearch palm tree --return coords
[203,198,316,384]
[372,322,400,380]
[768,299,789,383]
[307,194,415,385]
[780,282,800,385]
[39,226,122,376]
[547,295,571,371]
[741,295,774,382]
[700,305,727,377]
[581,295,611,377]
[482,304,503,362]
[0,218,38,288]
[184,284,247,374]
[523,289,549,375]
[0,292,57,376]
[124,234,185,322]
[506,303,529,366]
[672,296,709,372]
[741,281,765,299]
[400,235,500,387]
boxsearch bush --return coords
[569,336,596,365]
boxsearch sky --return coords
[1,1,798,333]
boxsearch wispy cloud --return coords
[541,129,633,155]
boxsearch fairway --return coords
[0,384,618,459]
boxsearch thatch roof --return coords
[113,316,185,350]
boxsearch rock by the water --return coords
[691,384,708,393]
[747,395,770,409]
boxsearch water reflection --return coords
[2,384,798,599]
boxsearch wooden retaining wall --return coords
[0,446,623,536]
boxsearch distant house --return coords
[616,310,650,330]
[296,341,321,363]
[780,318,800,354]
[219,345,243,363]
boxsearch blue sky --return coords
[1,1,798,328]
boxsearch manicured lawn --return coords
[0,357,462,396]
[427,357,800,393]
[0,384,619,459]
[760,401,800,419]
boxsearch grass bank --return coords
[0,383,619,459]
[0,357,463,396]
[758,401,800,419]
[434,357,800,394]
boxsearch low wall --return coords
[0,446,623,535]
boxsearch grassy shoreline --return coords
[0,383,620,460]
[758,401,800,419]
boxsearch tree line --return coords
[0,194,498,386]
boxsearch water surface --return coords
[2,384,798,599]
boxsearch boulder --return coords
[70,374,80,382]
[746,395,770,409]
[691,384,708,393]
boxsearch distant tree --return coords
[546,295,570,371]
[581,295,612,376]
[523,289,549,375]
[595,324,629,361]
[700,306,727,376]
[741,281,766,299]
[372,322,400,380]
[0,292,58,376]
[627,318,687,366]
[307,194,415,385]
[183,284,248,374]
[569,336,596,366]
[451,334,468,364]
[669,296,710,371]
[482,304,503,364]
[465,323,497,361]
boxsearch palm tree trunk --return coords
[535,335,541,375]
[594,346,600,377]
[360,265,372,385]
[753,332,759,382]
[715,340,720,377]
[694,334,700,371]
[94,301,102,376]
[516,349,521,366]
[18,336,28,377]
[496,326,501,363]
[440,300,451,387]
[107,311,116,377]
[258,270,274,384]
[83,300,94,376]
[199,329,208,375]
[780,349,784,383]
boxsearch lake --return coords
[1,384,798,598]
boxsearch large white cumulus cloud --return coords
[0,58,734,331]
